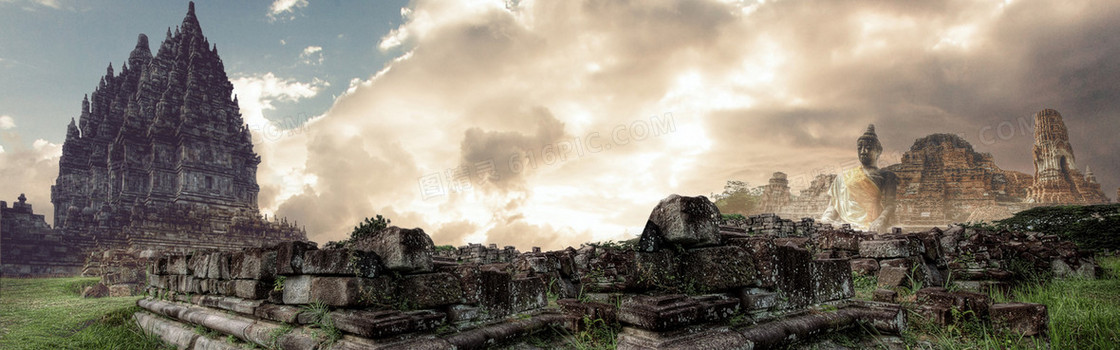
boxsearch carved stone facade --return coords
[2,3,305,276]
[884,134,1034,225]
[1026,109,1108,205]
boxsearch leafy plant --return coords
[351,215,391,241]
[273,276,286,291]
[301,301,341,345]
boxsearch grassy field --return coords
[0,277,170,350]
[896,255,1120,349]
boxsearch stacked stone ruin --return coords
[134,194,1093,349]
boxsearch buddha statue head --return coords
[857,124,882,168]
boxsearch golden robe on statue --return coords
[827,167,882,230]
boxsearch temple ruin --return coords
[751,112,1110,227]
[0,3,305,278]
[133,194,1087,349]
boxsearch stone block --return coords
[737,288,778,311]
[877,266,909,288]
[449,264,483,304]
[168,255,190,275]
[647,194,721,247]
[189,252,210,279]
[849,258,879,275]
[774,244,813,309]
[446,304,484,324]
[352,226,434,274]
[399,273,463,309]
[509,276,547,313]
[692,294,740,323]
[282,275,312,305]
[637,220,666,252]
[680,246,756,292]
[479,270,512,316]
[233,280,271,300]
[276,241,317,275]
[811,259,853,303]
[205,252,231,280]
[331,309,445,339]
[818,230,861,251]
[230,248,277,280]
[859,240,911,258]
[990,303,1048,337]
[302,248,382,278]
[254,304,303,324]
[311,275,380,305]
[873,289,898,303]
[109,284,136,297]
[634,250,679,290]
[618,294,700,331]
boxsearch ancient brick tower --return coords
[52,2,260,228]
[1026,109,1108,204]
[758,172,791,214]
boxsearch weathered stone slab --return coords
[205,252,231,280]
[850,258,879,275]
[877,266,909,288]
[233,280,271,300]
[282,275,312,305]
[774,244,813,309]
[859,240,911,258]
[398,273,463,309]
[647,194,721,247]
[331,309,445,339]
[618,294,700,331]
[990,302,1048,337]
[301,248,382,278]
[680,246,756,292]
[168,255,190,275]
[352,226,435,274]
[637,220,666,252]
[737,288,778,312]
[634,250,678,290]
[310,276,393,307]
[479,270,513,317]
[811,259,853,303]
[510,276,547,313]
[230,248,276,280]
[276,241,317,275]
[873,289,898,303]
[254,304,303,323]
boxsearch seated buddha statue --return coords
[821,124,898,233]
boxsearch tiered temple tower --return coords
[53,3,259,227]
[44,2,304,252]
[1025,109,1108,204]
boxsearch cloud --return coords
[259,0,1120,250]
[299,46,324,65]
[0,115,14,129]
[268,0,308,21]
[0,134,61,225]
[231,72,326,130]
[0,0,63,10]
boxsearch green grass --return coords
[905,255,1120,349]
[0,277,171,350]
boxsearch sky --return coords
[1,0,1118,250]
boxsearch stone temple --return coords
[750,109,1109,227]
[1,3,305,277]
